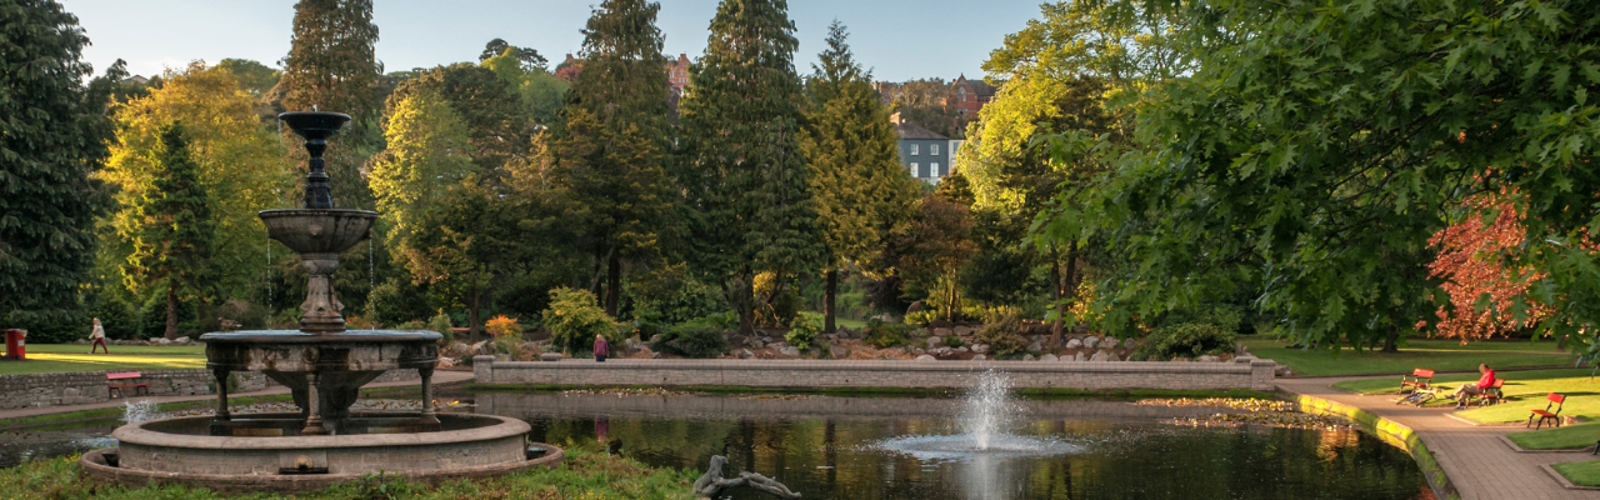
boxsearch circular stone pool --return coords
[79,412,561,492]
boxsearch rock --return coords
[1022,354,1036,361]
[778,345,800,357]
[927,336,943,349]
[1124,338,1138,348]
[750,338,765,350]
[916,354,936,361]
[1197,355,1220,363]
[173,336,191,345]
[1027,342,1042,352]
[154,338,172,346]
[971,344,989,354]
[913,347,925,354]
[956,346,969,353]
[906,301,925,315]
[1040,353,1058,362]
[972,354,987,361]
[933,347,951,356]
[1276,364,1293,376]
[1073,352,1087,361]
[829,345,850,358]
[625,338,647,351]
[1090,350,1110,362]
[1030,335,1046,344]
[438,357,457,368]
[737,348,755,359]
[933,328,954,338]
[953,326,974,337]
[470,340,491,355]
[1066,339,1082,349]
[540,352,563,362]
[729,334,748,347]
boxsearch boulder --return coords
[778,345,800,357]
[1026,341,1042,352]
[971,344,989,354]
[913,347,925,354]
[1090,350,1110,362]
[173,336,191,345]
[1022,354,1036,361]
[829,345,850,358]
[540,352,563,362]
[470,340,491,355]
[906,301,925,315]
[437,357,456,368]
[750,338,766,350]
[154,338,172,346]
[737,348,755,359]
[972,354,987,361]
[915,354,936,361]
[1073,352,1087,362]
[933,328,954,338]
[1040,353,1058,362]
[932,347,951,356]
[1196,355,1220,363]
[953,326,974,337]
[1124,338,1138,348]
[927,336,943,349]
[1065,339,1083,349]
[956,346,969,353]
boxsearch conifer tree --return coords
[544,0,676,316]
[676,0,824,333]
[803,22,917,332]
[0,0,113,339]
[124,124,217,339]
[279,0,381,210]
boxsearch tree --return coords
[121,124,217,339]
[479,38,548,70]
[387,63,535,176]
[278,0,382,210]
[885,79,962,138]
[481,48,569,127]
[894,194,977,321]
[369,88,477,253]
[101,62,291,312]
[0,0,115,340]
[1428,194,1550,342]
[217,58,280,96]
[803,21,918,332]
[676,0,825,333]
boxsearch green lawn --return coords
[1331,368,1600,423]
[835,318,868,329]
[1507,422,1600,450]
[1553,460,1600,487]
[0,343,206,375]
[1242,338,1575,376]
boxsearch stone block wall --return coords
[0,369,422,411]
[473,357,1278,391]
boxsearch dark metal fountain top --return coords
[279,111,352,209]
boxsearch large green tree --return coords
[278,0,381,210]
[0,0,115,340]
[387,63,535,177]
[676,0,825,333]
[122,124,217,339]
[803,22,917,332]
[540,0,676,317]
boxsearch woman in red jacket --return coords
[593,334,609,363]
[1450,363,1495,408]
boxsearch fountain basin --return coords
[80,413,562,492]
[258,209,377,254]
[201,330,442,372]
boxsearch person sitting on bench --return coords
[1448,363,1495,409]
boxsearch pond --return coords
[1,386,1433,500]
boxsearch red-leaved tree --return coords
[1427,193,1549,341]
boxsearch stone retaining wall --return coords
[472,357,1277,391]
[0,369,423,411]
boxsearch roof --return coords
[892,115,948,140]
[954,74,997,98]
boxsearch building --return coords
[668,54,690,89]
[948,74,996,120]
[892,112,950,182]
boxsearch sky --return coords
[60,0,1043,83]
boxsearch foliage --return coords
[651,321,730,359]
[279,0,382,210]
[625,265,728,325]
[904,309,940,327]
[803,21,920,331]
[116,123,217,339]
[785,311,823,350]
[1133,306,1241,361]
[387,63,533,175]
[674,0,825,333]
[543,287,622,354]
[864,318,916,349]
[977,315,1027,356]
[942,335,966,348]
[216,58,280,96]
[480,47,567,126]
[365,277,432,326]
[370,87,477,250]
[1428,194,1549,341]
[0,2,117,339]
[479,38,548,70]
[891,194,977,320]
[488,314,526,358]
[428,311,454,342]
[883,78,963,138]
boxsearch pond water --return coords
[1,389,1433,500]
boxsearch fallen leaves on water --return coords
[561,388,705,398]
[1166,412,1355,431]
[1135,397,1296,412]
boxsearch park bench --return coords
[107,371,148,398]
[1474,379,1507,407]
[1528,393,1566,430]
[1399,368,1434,394]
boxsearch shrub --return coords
[942,335,966,348]
[977,315,1027,356]
[544,287,622,354]
[864,318,917,349]
[650,322,729,358]
[395,320,427,331]
[487,315,527,358]
[1133,305,1241,360]
[904,309,939,326]
[626,269,728,325]
[345,315,379,330]
[785,311,823,350]
[428,311,455,342]
[366,278,432,326]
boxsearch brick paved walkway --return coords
[0,370,473,421]
[1278,377,1598,500]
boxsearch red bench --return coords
[1400,368,1434,393]
[1473,379,1507,407]
[107,371,148,398]
[1528,393,1565,430]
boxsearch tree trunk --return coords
[1558,334,1569,351]
[467,288,483,342]
[1049,247,1063,339]
[604,252,622,317]
[823,269,838,333]
[945,274,959,323]
[1382,324,1400,353]
[731,276,756,335]
[1048,241,1080,351]
[164,281,179,340]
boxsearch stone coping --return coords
[113,412,530,450]
[481,357,1270,373]
[201,330,443,342]
[79,444,564,493]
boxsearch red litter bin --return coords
[3,329,25,360]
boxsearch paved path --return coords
[1278,377,1597,500]
[0,370,474,421]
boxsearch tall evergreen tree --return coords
[676,0,824,333]
[543,0,676,316]
[279,0,381,210]
[123,124,217,339]
[803,22,917,332]
[0,0,113,340]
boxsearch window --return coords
[909,162,920,177]
[910,144,919,155]
[931,144,941,156]
[931,162,941,177]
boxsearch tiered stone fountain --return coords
[81,111,561,492]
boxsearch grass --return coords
[470,382,1275,401]
[1507,422,1600,450]
[1331,368,1600,424]
[1241,337,1575,376]
[0,445,698,500]
[835,318,868,329]
[0,343,207,375]
[1553,460,1600,487]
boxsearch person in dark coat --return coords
[594,334,609,362]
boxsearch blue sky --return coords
[61,0,1043,83]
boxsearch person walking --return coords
[88,317,109,354]
[594,334,609,363]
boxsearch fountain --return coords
[79,111,562,492]
[878,370,1080,459]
